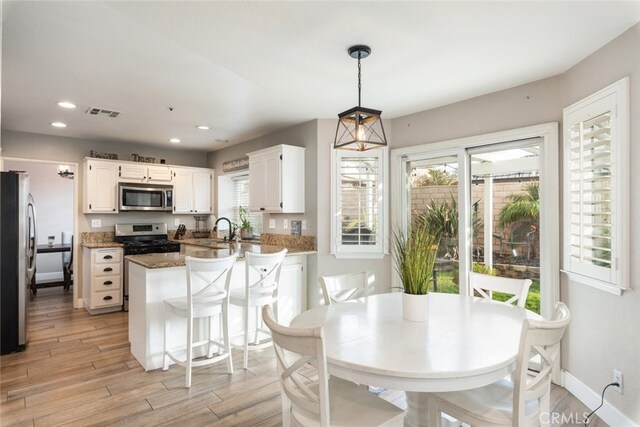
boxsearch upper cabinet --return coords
[118,164,172,184]
[172,167,213,214]
[248,144,305,213]
[83,158,213,215]
[83,159,119,213]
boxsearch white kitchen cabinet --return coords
[118,164,172,184]
[172,167,213,214]
[82,247,123,315]
[248,144,305,213]
[83,159,118,213]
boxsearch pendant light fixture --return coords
[334,45,387,151]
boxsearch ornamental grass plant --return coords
[392,219,439,295]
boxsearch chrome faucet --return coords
[213,217,236,241]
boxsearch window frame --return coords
[331,147,389,259]
[562,77,630,295]
[217,171,263,236]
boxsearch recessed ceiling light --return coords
[196,125,210,130]
[50,122,67,128]
[57,101,76,109]
[169,138,181,144]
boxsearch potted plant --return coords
[392,218,439,321]
[239,206,253,239]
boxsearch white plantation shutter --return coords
[563,77,629,292]
[332,148,387,257]
[232,175,263,235]
[568,112,612,281]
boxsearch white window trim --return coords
[331,147,389,259]
[561,77,630,295]
[390,122,559,320]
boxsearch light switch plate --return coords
[301,220,307,230]
[283,219,289,229]
[91,219,102,228]
[269,219,276,229]
[174,218,180,226]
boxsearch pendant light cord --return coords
[357,53,362,107]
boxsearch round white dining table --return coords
[291,292,541,426]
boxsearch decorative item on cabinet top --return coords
[131,154,156,163]
[222,156,249,173]
[90,150,118,160]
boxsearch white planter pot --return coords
[402,293,430,322]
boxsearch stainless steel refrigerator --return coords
[1,171,37,354]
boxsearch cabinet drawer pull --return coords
[103,295,113,301]
[103,281,113,285]
[103,255,113,260]
[103,267,113,272]
[260,207,265,211]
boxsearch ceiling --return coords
[3,1,639,151]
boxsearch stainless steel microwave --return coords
[118,183,173,212]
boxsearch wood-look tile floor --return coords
[0,288,606,427]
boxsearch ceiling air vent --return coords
[86,107,122,118]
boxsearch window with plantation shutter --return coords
[232,175,263,235]
[331,148,388,258]
[563,77,629,294]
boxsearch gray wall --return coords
[390,23,640,421]
[559,23,640,420]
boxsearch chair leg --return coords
[223,306,233,374]
[207,316,214,358]
[163,310,170,371]
[243,302,249,370]
[186,318,193,388]
[253,306,260,345]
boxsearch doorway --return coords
[2,158,78,306]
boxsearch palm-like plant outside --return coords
[498,182,540,227]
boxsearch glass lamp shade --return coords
[334,106,387,151]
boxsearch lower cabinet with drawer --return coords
[82,247,123,314]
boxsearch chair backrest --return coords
[245,249,287,297]
[61,231,72,264]
[186,254,237,312]
[470,272,532,307]
[319,271,368,305]
[512,302,571,424]
[262,305,331,427]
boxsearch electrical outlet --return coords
[613,370,623,394]
[302,220,307,230]
[283,219,289,229]
[269,219,276,229]
[174,218,180,226]
[91,219,101,228]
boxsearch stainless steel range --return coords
[116,223,181,311]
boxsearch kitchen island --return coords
[127,241,314,371]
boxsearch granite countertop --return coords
[82,242,124,249]
[125,242,316,269]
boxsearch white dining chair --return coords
[163,254,237,388]
[319,271,369,305]
[261,306,405,427]
[230,249,287,369]
[470,272,532,308]
[429,302,571,426]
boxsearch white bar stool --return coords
[163,254,237,388]
[230,249,287,369]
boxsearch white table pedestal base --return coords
[405,392,462,427]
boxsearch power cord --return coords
[583,382,619,426]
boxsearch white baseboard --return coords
[562,370,638,427]
[36,272,64,282]
[76,298,85,309]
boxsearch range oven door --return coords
[119,183,172,212]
